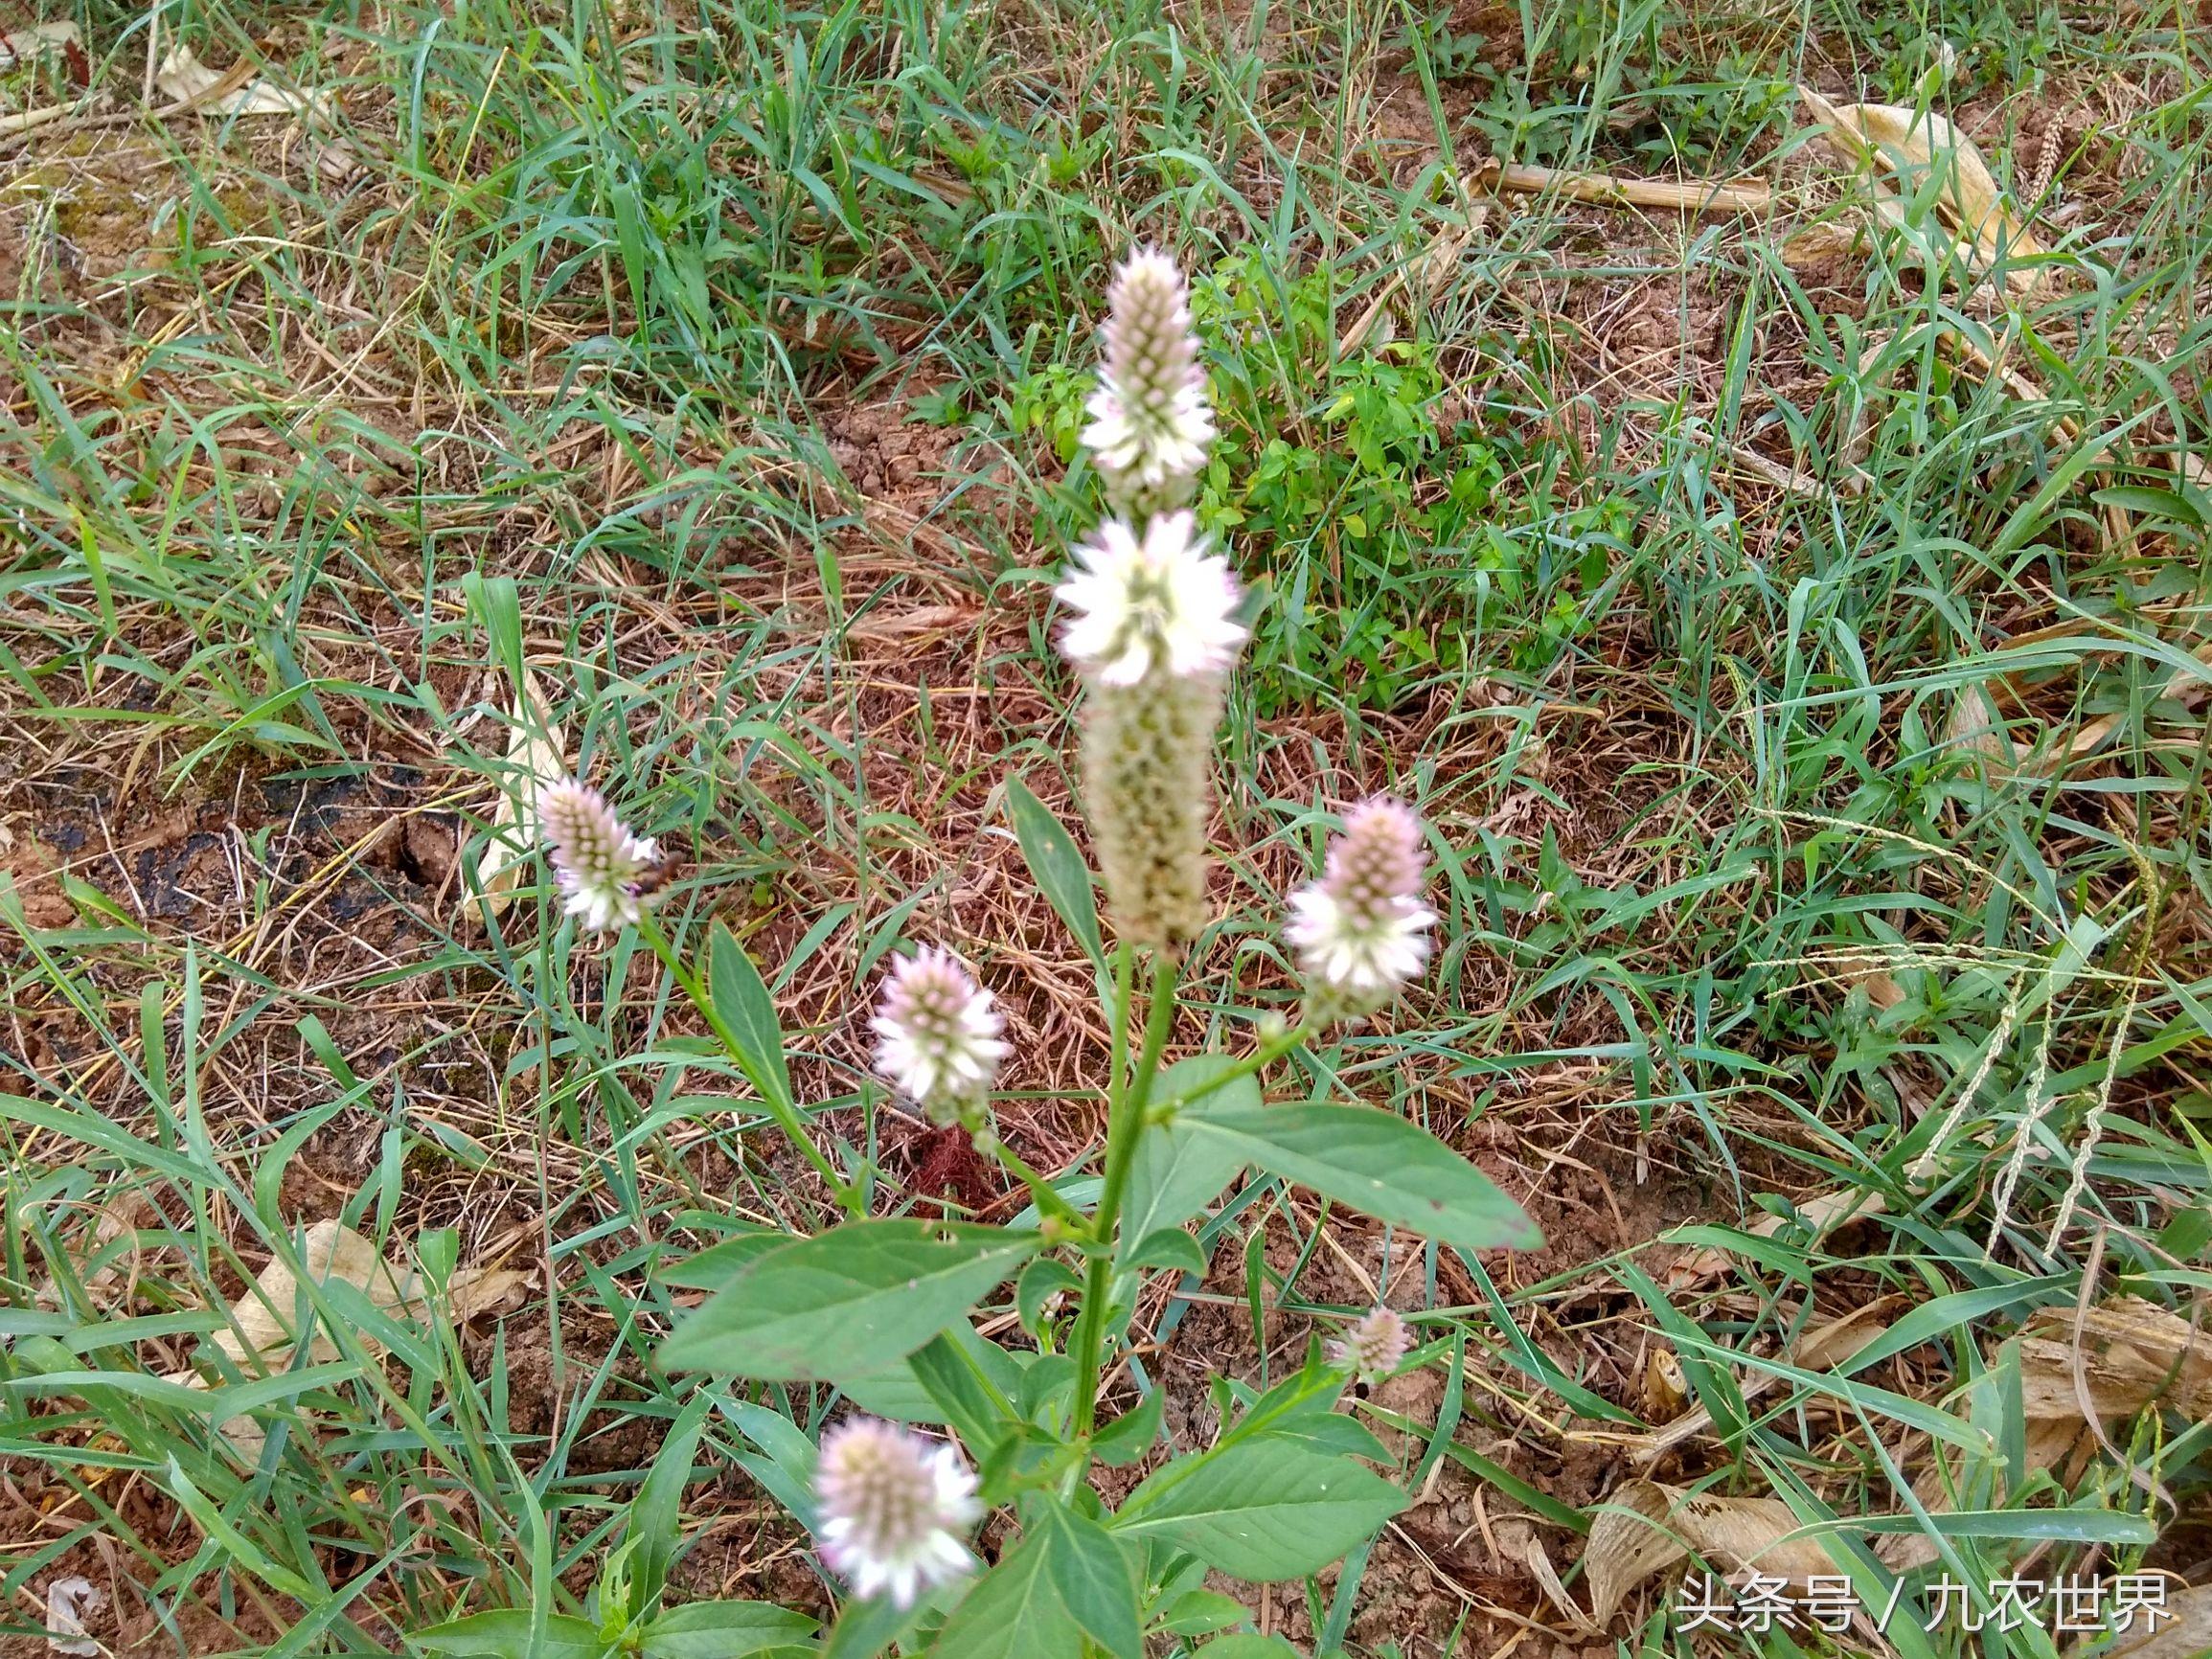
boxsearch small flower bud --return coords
[1288,798,1438,1023]
[815,1418,981,1608]
[1082,246,1214,516]
[1329,1306,1410,1385]
[537,780,661,933]
[872,949,1008,1125]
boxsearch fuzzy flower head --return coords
[1082,671,1225,952]
[1057,511,1245,688]
[1083,246,1215,513]
[1288,798,1437,1019]
[1330,1306,1410,1386]
[815,1418,981,1608]
[872,948,1007,1123]
[538,780,660,932]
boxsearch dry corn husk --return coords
[1627,1294,1912,1466]
[1884,1296,2211,1568]
[0,20,80,65]
[0,19,86,141]
[1645,1347,1690,1419]
[1497,1517,1601,1634]
[1798,86,2047,295]
[1585,1481,1841,1625]
[1950,640,2212,779]
[167,1220,530,1457]
[155,44,332,120]
[1792,1293,1912,1374]
[1474,159,1771,216]
[2085,1582,2212,1659]
[468,676,566,923]
[2020,1297,2212,1420]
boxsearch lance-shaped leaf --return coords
[659,1221,1042,1381]
[1181,1102,1540,1252]
[1111,1439,1406,1581]
[933,1503,1143,1659]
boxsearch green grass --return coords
[3,0,2210,1651]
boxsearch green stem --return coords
[981,1133,1083,1227]
[1069,951,1179,1443]
[635,914,859,1216]
[1145,1021,1312,1121]
[1106,943,1134,1125]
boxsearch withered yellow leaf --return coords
[1798,86,2047,295]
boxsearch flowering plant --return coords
[432,248,1539,1658]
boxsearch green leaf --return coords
[1118,1057,1257,1265]
[1843,1508,2157,1544]
[1834,1278,2075,1377]
[909,1329,1021,1450]
[2092,484,2205,527]
[639,1601,819,1658]
[821,1594,917,1659]
[1459,1252,1639,1425]
[1128,1228,1209,1274]
[2158,1205,2212,1261]
[1198,1638,1301,1658]
[658,1232,791,1291]
[632,1393,716,1608]
[1255,1412,1392,1463]
[933,1504,1142,1659]
[659,1222,1042,1381]
[1112,1441,1406,1581]
[708,926,796,1117]
[462,572,526,692]
[840,1321,1027,1428]
[410,1611,605,1658]
[1006,776,1104,971]
[1090,1386,1164,1466]
[833,1358,942,1424]
[1016,1352,1076,1420]
[1421,1433,1590,1534]
[716,1399,818,1523]
[1181,1102,1539,1252]
[1991,406,2156,560]
[163,1455,322,1602]
[1155,1589,1248,1635]
[1614,1262,1745,1448]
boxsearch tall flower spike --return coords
[537,779,660,932]
[1081,671,1223,951]
[872,948,1008,1127]
[1056,511,1246,687]
[1288,798,1436,1022]
[1082,246,1214,515]
[815,1419,981,1609]
[1330,1306,1410,1386]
